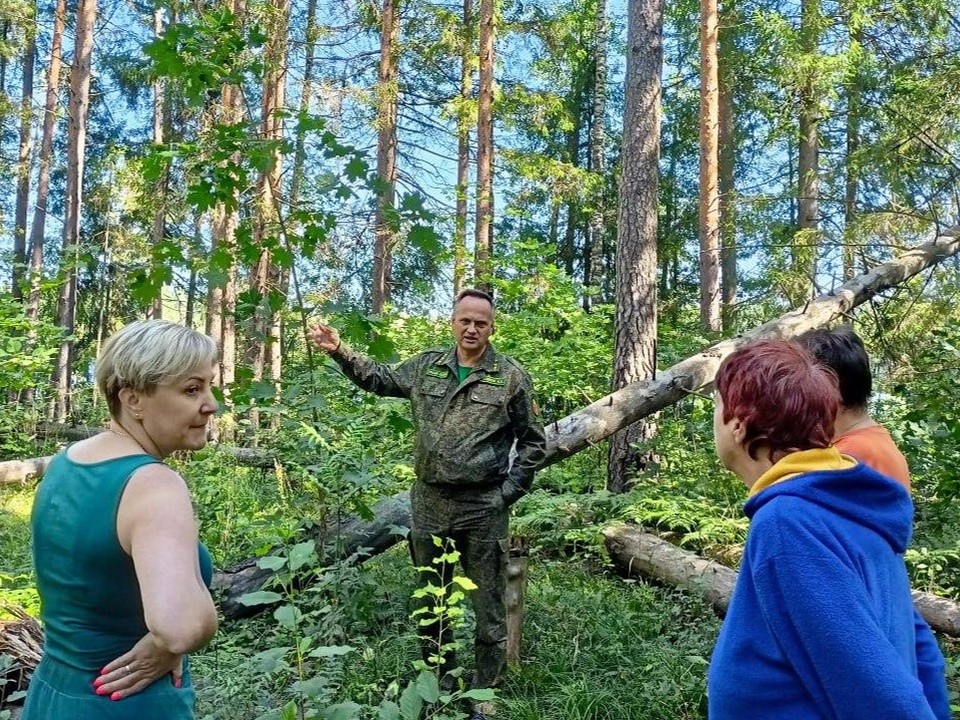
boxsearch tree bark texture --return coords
[52,0,97,422]
[149,6,167,320]
[25,0,65,334]
[698,0,721,333]
[505,536,530,665]
[453,0,473,297]
[607,0,663,493]
[372,0,400,313]
[246,0,290,434]
[718,0,736,331]
[288,0,318,212]
[208,0,245,397]
[585,0,608,311]
[843,26,863,282]
[795,0,821,288]
[603,524,960,637]
[12,11,35,301]
[473,0,495,292]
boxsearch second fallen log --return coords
[602,524,960,637]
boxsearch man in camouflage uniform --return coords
[309,289,546,716]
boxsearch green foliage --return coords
[0,296,60,396]
[143,10,263,106]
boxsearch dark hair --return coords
[716,339,840,462]
[797,326,872,408]
[454,288,494,309]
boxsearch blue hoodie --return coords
[708,452,948,719]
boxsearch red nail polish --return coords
[175,678,182,688]
[111,692,121,701]
[95,686,108,695]
[100,667,109,675]
[93,678,103,688]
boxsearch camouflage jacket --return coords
[331,342,547,504]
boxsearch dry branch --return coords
[0,605,43,704]
[603,524,960,637]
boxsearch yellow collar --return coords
[749,447,856,497]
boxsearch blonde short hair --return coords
[96,320,219,418]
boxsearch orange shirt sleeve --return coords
[834,425,911,491]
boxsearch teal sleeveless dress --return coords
[22,451,214,720]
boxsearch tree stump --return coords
[505,536,529,666]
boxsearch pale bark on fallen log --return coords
[36,423,275,467]
[545,227,960,466]
[603,524,960,637]
[213,491,412,619]
[0,435,274,485]
[5,231,960,620]
[0,457,51,485]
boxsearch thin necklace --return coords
[107,423,156,457]
[107,425,132,439]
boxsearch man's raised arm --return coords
[309,323,419,399]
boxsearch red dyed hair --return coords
[716,339,840,461]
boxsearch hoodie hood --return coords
[743,451,914,553]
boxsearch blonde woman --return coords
[23,320,219,720]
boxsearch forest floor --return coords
[3,477,958,720]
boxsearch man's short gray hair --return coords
[96,320,219,418]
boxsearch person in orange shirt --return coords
[798,326,949,718]
[799,326,910,489]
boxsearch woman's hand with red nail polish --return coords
[95,632,184,700]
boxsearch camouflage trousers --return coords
[409,480,509,690]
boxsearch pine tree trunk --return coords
[698,0,720,333]
[796,0,820,290]
[562,83,583,278]
[289,0,318,211]
[473,0,495,293]
[718,0,737,330]
[12,10,36,301]
[0,21,8,97]
[247,0,290,435]
[52,0,97,422]
[372,0,400,313]
[584,0,607,312]
[149,6,166,320]
[843,27,862,282]
[453,0,473,297]
[185,213,202,329]
[21,0,64,405]
[93,224,113,409]
[208,0,245,430]
[607,0,662,493]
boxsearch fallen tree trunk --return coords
[7,230,960,618]
[603,524,960,637]
[36,423,275,467]
[0,457,51,485]
[545,226,960,466]
[1,435,274,485]
[213,491,412,619]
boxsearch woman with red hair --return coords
[707,339,946,720]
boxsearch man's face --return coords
[451,295,494,355]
